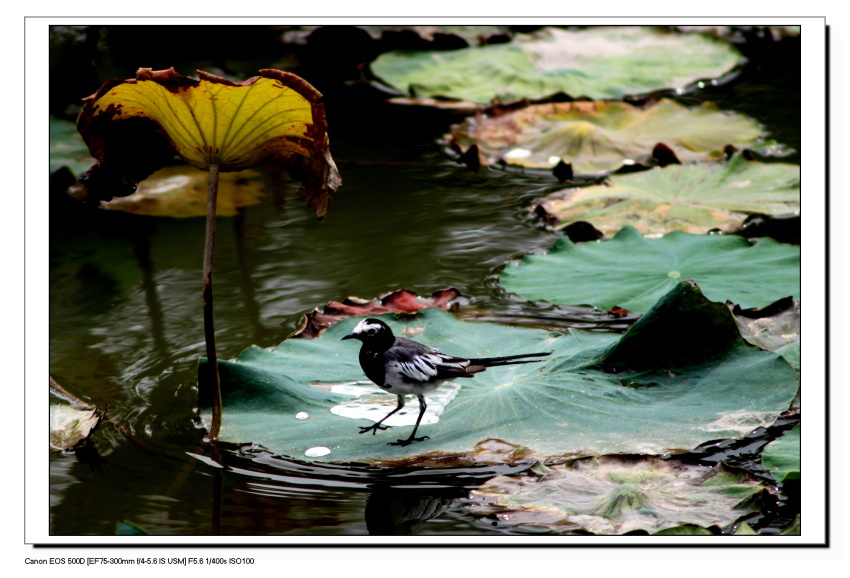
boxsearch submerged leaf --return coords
[76,68,340,216]
[202,293,797,464]
[372,26,744,105]
[536,155,800,235]
[466,456,765,535]
[449,99,767,175]
[500,225,800,313]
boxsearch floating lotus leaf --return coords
[76,67,341,216]
[100,165,265,218]
[761,424,800,483]
[201,284,797,465]
[371,26,744,105]
[500,226,800,313]
[466,457,765,535]
[536,156,800,235]
[449,99,768,175]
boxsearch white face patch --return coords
[352,319,385,337]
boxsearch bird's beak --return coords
[341,333,355,340]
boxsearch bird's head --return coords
[342,318,395,344]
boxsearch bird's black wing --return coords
[385,338,473,384]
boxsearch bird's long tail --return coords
[466,352,551,367]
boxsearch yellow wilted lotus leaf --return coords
[77,67,341,216]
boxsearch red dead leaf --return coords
[292,288,461,338]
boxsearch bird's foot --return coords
[359,424,391,435]
[388,435,430,447]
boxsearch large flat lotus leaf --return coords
[371,26,743,105]
[449,100,766,175]
[100,165,265,217]
[203,292,797,464]
[761,424,800,483]
[537,156,800,235]
[76,68,340,216]
[50,116,95,177]
[500,226,800,313]
[466,457,765,535]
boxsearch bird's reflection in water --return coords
[365,487,464,535]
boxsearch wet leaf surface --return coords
[202,288,797,465]
[535,155,800,235]
[448,99,769,175]
[371,26,744,105]
[466,456,766,535]
[500,225,800,313]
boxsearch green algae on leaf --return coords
[500,225,800,313]
[371,26,744,105]
[536,155,800,235]
[449,99,770,176]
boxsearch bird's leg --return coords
[389,394,430,446]
[359,395,405,435]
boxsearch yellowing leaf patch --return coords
[77,68,341,216]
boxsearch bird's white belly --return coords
[381,375,448,395]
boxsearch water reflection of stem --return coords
[131,222,168,354]
[233,207,263,342]
[203,163,222,440]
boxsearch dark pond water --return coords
[48,26,801,537]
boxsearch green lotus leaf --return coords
[371,26,744,105]
[201,284,797,464]
[466,457,765,535]
[449,100,769,175]
[731,298,800,408]
[536,156,800,235]
[50,116,95,177]
[500,226,800,313]
[761,424,800,483]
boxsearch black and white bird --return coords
[342,318,551,447]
